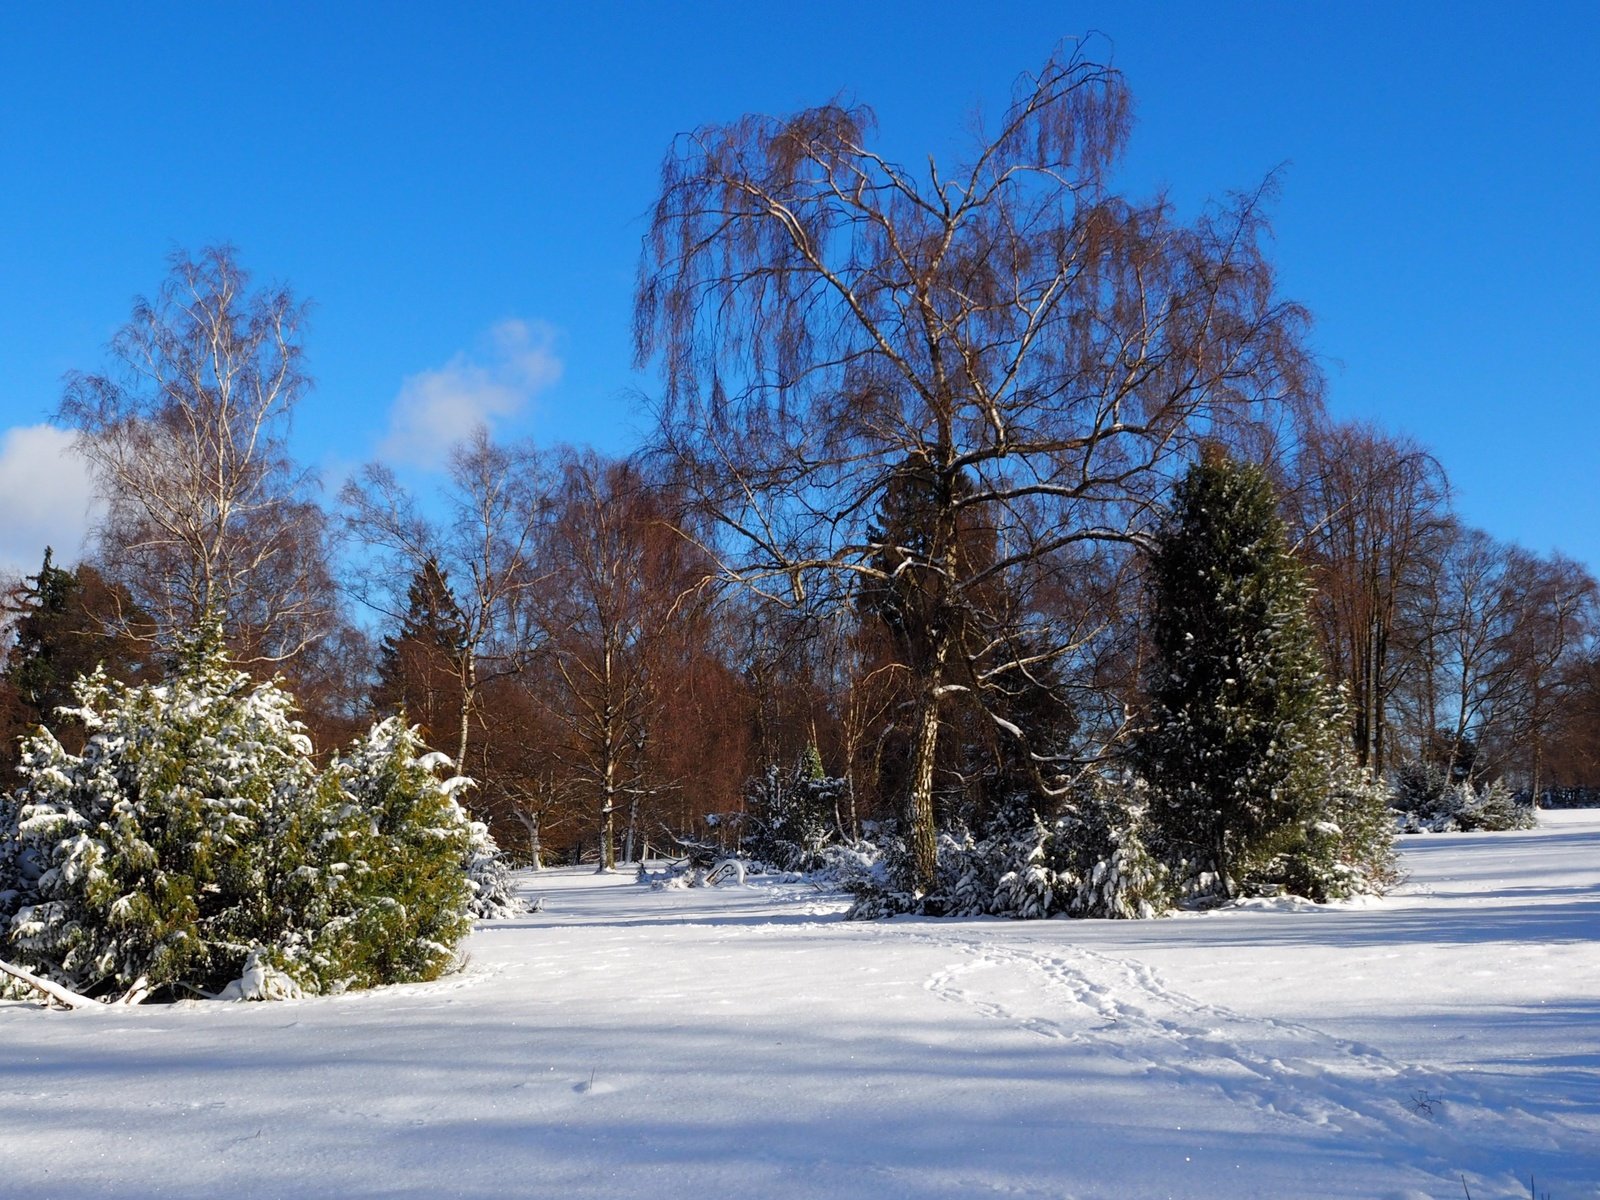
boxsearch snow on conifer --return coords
[464,819,524,919]
[1136,450,1395,901]
[308,717,477,989]
[5,632,326,998]
[1,630,482,1001]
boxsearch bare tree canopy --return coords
[59,245,332,663]
[341,426,549,775]
[635,42,1319,889]
[1289,420,1450,772]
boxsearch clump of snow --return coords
[213,948,303,1002]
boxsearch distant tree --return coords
[1485,550,1595,797]
[59,246,334,664]
[1399,525,1540,780]
[0,549,153,776]
[535,451,712,870]
[281,619,378,754]
[1137,450,1384,897]
[342,427,548,778]
[635,43,1315,893]
[1288,421,1449,772]
[370,556,470,751]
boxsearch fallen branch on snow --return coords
[0,957,103,1010]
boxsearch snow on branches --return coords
[0,632,513,1003]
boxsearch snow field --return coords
[3,812,1598,1199]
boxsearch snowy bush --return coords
[1391,764,1536,834]
[741,752,846,872]
[1053,775,1171,919]
[845,780,1171,921]
[842,757,1390,919]
[5,643,329,999]
[986,816,1058,919]
[1453,778,1537,832]
[1393,760,1450,822]
[1,634,479,1001]
[296,717,477,992]
[464,819,524,919]
[1267,766,1399,900]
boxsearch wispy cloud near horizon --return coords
[379,319,563,469]
[0,424,101,580]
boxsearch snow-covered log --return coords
[0,957,103,1010]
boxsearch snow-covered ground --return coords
[4,813,1598,1199]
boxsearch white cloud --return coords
[379,319,563,469]
[0,424,101,580]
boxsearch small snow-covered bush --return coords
[1054,775,1170,919]
[296,717,477,992]
[5,640,328,999]
[845,779,1170,921]
[813,838,882,891]
[1391,764,1536,834]
[2,634,479,1001]
[742,754,846,872]
[1455,778,1537,832]
[464,819,524,919]
[1393,760,1450,821]
[1269,766,1399,900]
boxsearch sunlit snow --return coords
[3,813,1597,1198]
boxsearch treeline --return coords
[4,46,1596,880]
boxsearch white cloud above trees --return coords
[0,424,100,579]
[380,319,562,469]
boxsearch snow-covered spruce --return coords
[1,634,479,1001]
[464,819,524,919]
[1392,763,1537,834]
[1135,451,1397,902]
[741,750,847,873]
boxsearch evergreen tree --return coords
[307,718,476,988]
[370,557,469,747]
[1,549,152,772]
[743,749,848,872]
[3,628,479,999]
[1136,450,1392,899]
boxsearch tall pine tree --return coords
[1136,449,1391,899]
[370,557,469,751]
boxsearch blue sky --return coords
[2,2,1596,575]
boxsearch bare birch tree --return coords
[60,246,332,662]
[341,427,547,777]
[634,43,1316,890]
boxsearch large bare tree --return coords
[60,246,332,663]
[634,44,1316,890]
[1289,421,1449,772]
